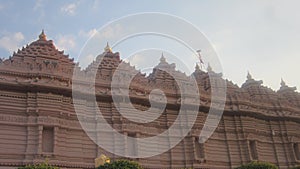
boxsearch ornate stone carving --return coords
[0,31,300,169]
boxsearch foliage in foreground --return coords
[289,166,300,169]
[96,159,143,169]
[18,161,59,169]
[235,161,278,169]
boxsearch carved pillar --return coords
[284,122,296,166]
[24,116,37,161]
[223,116,232,168]
[136,132,140,157]
[234,115,243,163]
[193,136,205,162]
[278,120,289,167]
[53,126,59,156]
[239,115,247,163]
[288,136,300,163]
[182,137,187,168]
[124,132,128,156]
[165,111,173,168]
[95,116,100,158]
[37,125,43,155]
[24,125,31,161]
[247,140,258,161]
[269,120,279,166]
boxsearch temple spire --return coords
[39,29,47,40]
[195,63,200,71]
[160,52,166,63]
[279,78,297,92]
[242,71,263,88]
[104,42,112,53]
[196,49,204,69]
[280,78,287,87]
[207,62,212,72]
[247,71,253,80]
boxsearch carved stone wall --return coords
[0,32,299,169]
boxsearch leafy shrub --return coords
[235,161,278,169]
[18,161,59,169]
[96,159,143,169]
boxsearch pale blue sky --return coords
[0,0,299,91]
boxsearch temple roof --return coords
[0,31,299,116]
[0,30,76,77]
[0,31,298,101]
[10,30,74,63]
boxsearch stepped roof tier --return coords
[0,31,76,78]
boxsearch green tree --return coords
[96,159,143,169]
[235,161,278,169]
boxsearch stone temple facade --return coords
[0,31,300,169]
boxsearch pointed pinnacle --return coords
[39,29,47,40]
[247,71,253,80]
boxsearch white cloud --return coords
[61,3,77,16]
[14,32,24,40]
[32,0,45,22]
[82,24,124,43]
[33,0,43,11]
[0,32,25,54]
[55,35,76,51]
[78,54,94,69]
[101,24,123,39]
[126,54,143,66]
[92,0,101,9]
[79,29,98,39]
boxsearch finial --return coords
[195,63,200,71]
[281,78,287,87]
[279,78,297,92]
[247,71,253,80]
[39,29,47,40]
[197,49,204,67]
[160,52,166,63]
[104,42,112,53]
[207,62,212,72]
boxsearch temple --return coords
[0,31,299,169]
